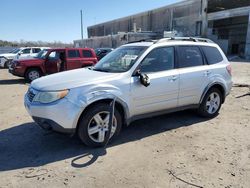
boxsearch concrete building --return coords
[74,0,250,59]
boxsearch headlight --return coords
[33,90,69,104]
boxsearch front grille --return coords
[27,89,36,102]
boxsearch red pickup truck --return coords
[9,48,98,82]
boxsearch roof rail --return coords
[127,39,154,44]
[155,37,214,44]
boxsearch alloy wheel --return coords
[206,92,221,114]
[28,70,40,81]
[87,111,117,143]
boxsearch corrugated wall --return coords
[87,0,202,38]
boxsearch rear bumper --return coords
[225,79,233,97]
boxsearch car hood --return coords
[17,58,43,63]
[0,53,16,58]
[31,68,122,91]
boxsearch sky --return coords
[0,0,181,43]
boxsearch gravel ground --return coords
[0,62,250,188]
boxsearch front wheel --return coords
[4,60,11,68]
[198,88,222,118]
[25,68,41,82]
[78,103,122,147]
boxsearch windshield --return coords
[93,46,147,73]
[34,49,49,59]
[10,48,21,54]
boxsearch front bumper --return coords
[9,66,24,77]
[24,92,84,134]
[0,57,7,67]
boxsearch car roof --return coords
[123,42,154,47]
[18,47,93,50]
[96,48,113,50]
[123,37,219,48]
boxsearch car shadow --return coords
[0,110,208,172]
[0,79,27,85]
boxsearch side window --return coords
[201,46,223,65]
[68,50,80,58]
[32,48,41,53]
[140,47,174,73]
[178,46,203,68]
[82,50,93,57]
[21,48,31,54]
[48,51,59,60]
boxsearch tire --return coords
[4,60,11,68]
[78,103,122,147]
[25,68,41,82]
[198,88,222,118]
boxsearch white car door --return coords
[19,48,32,59]
[177,46,212,106]
[31,48,42,57]
[130,46,179,116]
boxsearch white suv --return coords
[0,47,48,68]
[24,37,232,147]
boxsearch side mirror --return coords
[135,70,150,87]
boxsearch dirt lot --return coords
[0,62,250,188]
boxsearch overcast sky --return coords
[0,0,181,43]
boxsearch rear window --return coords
[82,50,93,58]
[201,46,223,65]
[177,46,204,68]
[68,50,80,58]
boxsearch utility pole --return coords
[201,0,208,37]
[80,10,84,43]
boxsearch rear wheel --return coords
[78,103,122,147]
[25,68,41,82]
[198,88,222,118]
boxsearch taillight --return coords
[226,64,232,76]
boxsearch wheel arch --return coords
[200,82,226,104]
[75,98,129,133]
[25,66,44,76]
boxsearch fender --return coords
[199,81,226,104]
[77,85,130,126]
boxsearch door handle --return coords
[204,70,211,76]
[169,75,178,82]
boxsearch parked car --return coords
[95,48,113,60]
[24,37,232,147]
[9,48,98,82]
[0,47,48,68]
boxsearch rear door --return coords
[81,49,97,67]
[177,46,212,106]
[66,49,82,70]
[31,48,42,57]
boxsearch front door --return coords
[130,46,179,116]
[44,50,61,74]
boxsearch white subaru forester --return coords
[24,37,232,147]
